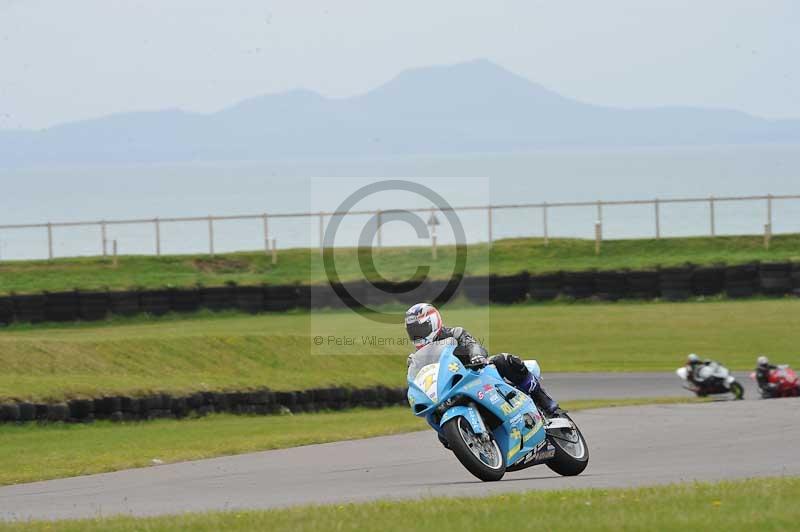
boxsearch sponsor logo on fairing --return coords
[522,440,555,464]
[467,408,485,433]
[500,394,527,415]
[522,441,546,464]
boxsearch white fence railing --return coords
[0,193,798,261]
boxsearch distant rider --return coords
[404,303,560,417]
[755,355,778,397]
[685,353,712,385]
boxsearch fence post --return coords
[542,203,549,246]
[764,223,772,250]
[595,221,602,255]
[767,194,773,230]
[376,210,382,249]
[262,213,269,255]
[709,197,716,237]
[101,221,107,257]
[596,201,603,224]
[47,222,53,260]
[430,207,438,260]
[488,206,493,248]
[271,238,277,265]
[112,239,118,267]
[319,212,324,251]
[208,215,215,256]
[654,199,661,240]
[154,218,161,256]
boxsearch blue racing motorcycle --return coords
[407,339,589,481]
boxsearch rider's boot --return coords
[520,374,560,416]
[491,353,562,416]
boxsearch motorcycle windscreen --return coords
[406,339,457,380]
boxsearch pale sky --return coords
[0,0,798,130]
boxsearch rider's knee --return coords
[491,353,530,385]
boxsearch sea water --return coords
[1,144,799,260]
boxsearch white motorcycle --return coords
[676,362,744,400]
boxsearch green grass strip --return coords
[2,476,796,531]
[2,299,798,402]
[2,234,800,294]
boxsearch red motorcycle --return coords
[750,365,800,399]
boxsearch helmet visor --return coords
[406,320,434,342]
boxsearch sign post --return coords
[428,210,440,260]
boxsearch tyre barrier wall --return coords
[0,385,409,424]
[659,267,694,301]
[1,262,799,326]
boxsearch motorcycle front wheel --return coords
[443,416,506,482]
[730,381,744,400]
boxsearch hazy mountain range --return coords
[2,59,800,168]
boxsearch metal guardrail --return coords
[0,193,797,260]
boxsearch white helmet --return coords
[757,355,769,367]
[687,353,700,365]
[404,303,443,350]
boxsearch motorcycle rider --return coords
[685,353,710,386]
[405,303,561,417]
[755,355,779,397]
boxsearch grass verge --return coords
[1,234,799,294]
[1,299,798,402]
[0,398,698,486]
[2,477,796,531]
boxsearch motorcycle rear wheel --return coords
[443,417,506,482]
[546,414,589,477]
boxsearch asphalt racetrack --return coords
[1,373,796,521]
[543,370,759,400]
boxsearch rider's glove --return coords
[469,352,488,367]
